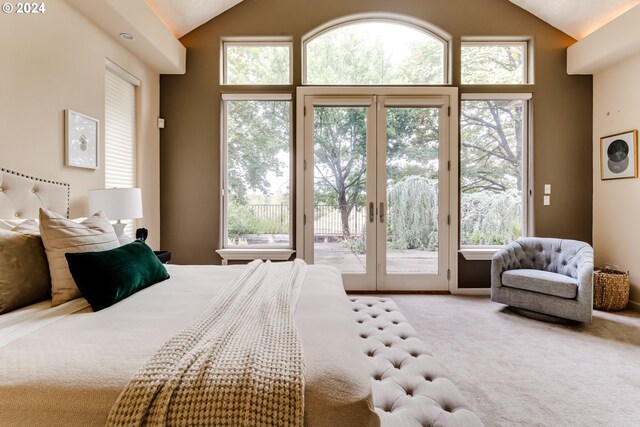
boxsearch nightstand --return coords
[154,250,172,264]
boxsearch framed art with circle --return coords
[65,110,99,169]
[600,130,637,180]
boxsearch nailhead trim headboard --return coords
[0,168,70,219]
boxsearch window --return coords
[222,38,292,85]
[304,17,449,85]
[104,61,139,236]
[461,41,529,84]
[460,94,530,248]
[221,94,292,248]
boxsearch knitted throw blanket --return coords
[107,259,307,427]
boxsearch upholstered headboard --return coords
[0,168,69,219]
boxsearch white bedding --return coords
[0,264,379,427]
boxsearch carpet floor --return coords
[388,295,640,426]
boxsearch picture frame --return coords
[65,109,99,169]
[600,130,638,180]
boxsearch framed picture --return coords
[65,110,99,169]
[600,130,638,180]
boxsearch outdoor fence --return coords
[247,204,365,236]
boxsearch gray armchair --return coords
[491,238,594,323]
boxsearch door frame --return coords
[296,86,459,291]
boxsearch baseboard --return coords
[451,288,491,296]
[628,299,640,312]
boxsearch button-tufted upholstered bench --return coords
[491,237,594,323]
[349,297,484,427]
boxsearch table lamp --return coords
[88,188,143,245]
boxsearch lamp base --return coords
[112,221,133,246]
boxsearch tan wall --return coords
[593,53,640,304]
[161,0,593,279]
[0,1,161,249]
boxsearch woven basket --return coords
[593,268,630,311]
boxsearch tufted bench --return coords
[349,297,484,427]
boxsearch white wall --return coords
[593,52,640,305]
[0,1,161,249]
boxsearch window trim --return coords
[459,93,533,254]
[220,37,293,86]
[460,39,532,85]
[301,12,452,85]
[220,93,294,251]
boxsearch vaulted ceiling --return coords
[145,0,640,40]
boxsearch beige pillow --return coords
[0,228,51,313]
[39,208,120,306]
[11,218,41,235]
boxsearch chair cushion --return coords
[502,269,578,299]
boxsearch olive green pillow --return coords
[65,240,170,311]
[0,228,50,314]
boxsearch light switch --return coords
[544,184,551,195]
[543,195,551,206]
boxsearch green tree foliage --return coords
[460,100,523,193]
[461,45,524,84]
[387,176,439,251]
[225,22,526,248]
[313,107,367,237]
[460,189,522,245]
[226,45,290,85]
[227,100,289,202]
[306,22,445,85]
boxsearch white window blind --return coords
[105,66,137,235]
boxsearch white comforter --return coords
[0,264,379,427]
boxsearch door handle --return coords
[369,202,374,223]
[379,202,385,223]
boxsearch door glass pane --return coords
[386,107,440,274]
[313,107,367,273]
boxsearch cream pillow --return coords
[39,208,120,306]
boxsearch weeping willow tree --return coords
[387,176,439,251]
[460,189,522,245]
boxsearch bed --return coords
[0,168,378,426]
[0,168,484,427]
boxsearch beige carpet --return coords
[388,295,640,426]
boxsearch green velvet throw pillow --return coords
[65,240,170,311]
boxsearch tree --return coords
[226,100,289,201]
[460,100,523,193]
[313,107,367,237]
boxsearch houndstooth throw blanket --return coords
[106,259,307,427]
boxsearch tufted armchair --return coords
[491,238,594,323]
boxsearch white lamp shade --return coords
[88,188,143,220]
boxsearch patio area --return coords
[314,241,438,274]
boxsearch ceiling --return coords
[509,0,640,40]
[144,0,242,38]
[145,0,640,41]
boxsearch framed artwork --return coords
[600,130,638,180]
[65,110,98,169]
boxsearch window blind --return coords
[105,67,137,236]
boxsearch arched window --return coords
[303,14,450,85]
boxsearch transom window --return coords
[304,18,449,85]
[222,38,292,85]
[461,41,529,85]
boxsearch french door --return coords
[297,88,457,291]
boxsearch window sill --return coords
[459,248,499,261]
[216,248,295,265]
